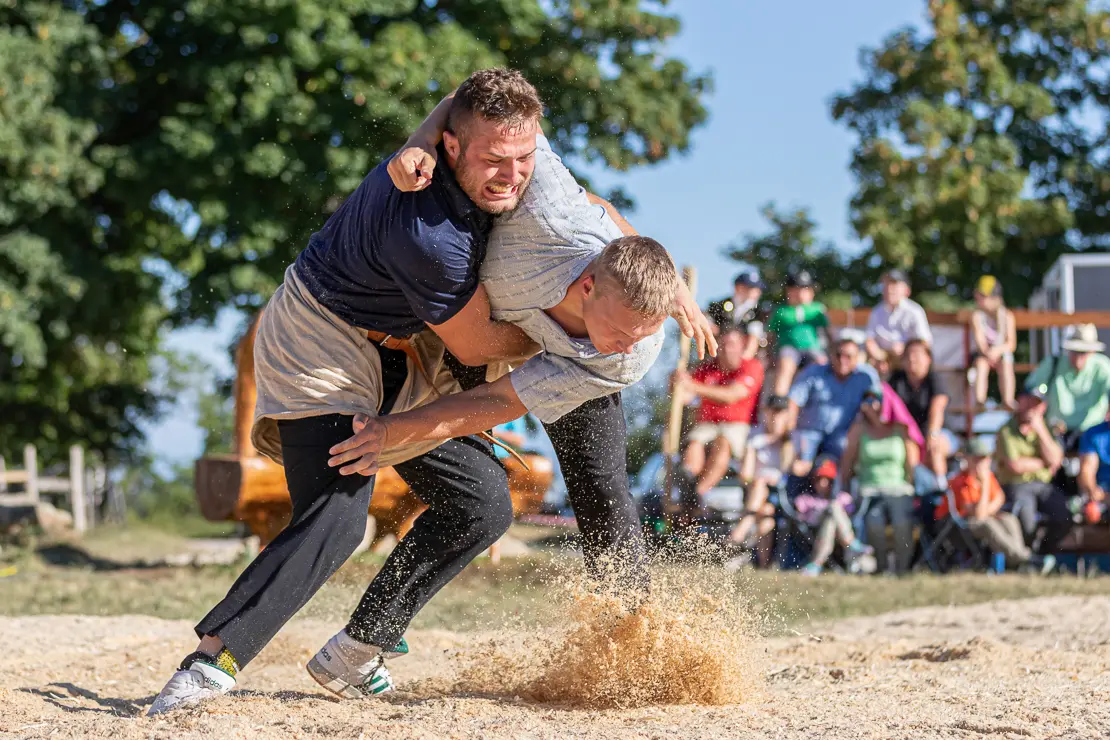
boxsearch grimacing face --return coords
[581,278,666,355]
[444,116,539,215]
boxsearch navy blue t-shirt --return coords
[295,147,492,335]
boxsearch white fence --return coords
[0,445,91,532]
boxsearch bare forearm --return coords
[1033,424,1062,468]
[408,92,455,147]
[865,338,886,360]
[927,397,947,434]
[690,381,749,405]
[586,192,636,236]
[382,376,527,446]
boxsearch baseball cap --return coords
[785,269,815,288]
[882,268,909,284]
[814,458,838,480]
[975,275,1002,297]
[964,436,991,458]
[734,270,766,290]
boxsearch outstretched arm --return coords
[328,376,527,476]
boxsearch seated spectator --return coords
[730,397,794,564]
[769,269,829,397]
[676,327,764,495]
[1077,410,1110,521]
[939,437,1051,572]
[797,458,874,576]
[994,389,1071,555]
[839,387,919,575]
[707,269,764,337]
[865,269,932,375]
[889,339,953,490]
[970,275,1017,411]
[1025,324,1110,450]
[788,335,880,469]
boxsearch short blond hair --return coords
[593,236,678,317]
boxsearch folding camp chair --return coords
[917,488,987,573]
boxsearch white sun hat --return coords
[1061,324,1106,353]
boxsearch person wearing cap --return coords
[675,325,765,496]
[1024,324,1110,448]
[994,389,1070,556]
[787,335,881,468]
[729,395,796,566]
[970,275,1017,410]
[864,269,933,375]
[839,385,919,574]
[940,437,1050,572]
[768,269,830,397]
[707,270,764,335]
[796,457,874,576]
[1077,407,1110,520]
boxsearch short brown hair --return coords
[447,68,543,143]
[593,236,678,317]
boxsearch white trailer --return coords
[1028,253,1110,361]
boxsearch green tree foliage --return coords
[1,1,163,463]
[1,0,709,461]
[833,0,1110,306]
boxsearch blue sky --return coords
[146,0,926,466]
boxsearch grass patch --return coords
[4,538,1109,634]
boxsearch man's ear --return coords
[443,130,461,165]
[581,273,596,299]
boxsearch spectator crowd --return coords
[672,267,1110,576]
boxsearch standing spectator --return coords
[768,269,829,397]
[677,326,764,495]
[839,387,919,575]
[788,336,880,467]
[865,269,932,374]
[1077,409,1110,518]
[888,339,953,490]
[970,275,1018,410]
[938,437,1050,572]
[797,458,874,576]
[1025,324,1110,450]
[707,269,764,336]
[994,390,1071,555]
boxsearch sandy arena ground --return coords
[2,595,1109,739]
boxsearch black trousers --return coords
[195,347,511,665]
[443,355,648,590]
[1004,481,1072,554]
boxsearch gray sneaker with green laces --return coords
[306,629,408,699]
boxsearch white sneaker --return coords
[147,657,236,716]
[306,630,405,699]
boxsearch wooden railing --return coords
[0,444,89,532]
[828,308,1110,436]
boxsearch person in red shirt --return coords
[937,437,1050,571]
[675,327,765,495]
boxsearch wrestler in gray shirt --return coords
[482,135,665,423]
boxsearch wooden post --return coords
[23,445,38,504]
[70,445,87,533]
[963,319,974,441]
[663,267,698,519]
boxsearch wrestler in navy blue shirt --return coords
[295,145,492,336]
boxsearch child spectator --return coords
[889,339,953,490]
[939,437,1050,571]
[970,275,1017,410]
[797,458,874,576]
[768,269,829,396]
[994,389,1071,556]
[865,269,932,375]
[676,327,765,495]
[730,396,794,566]
[839,387,919,575]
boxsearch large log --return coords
[196,312,554,546]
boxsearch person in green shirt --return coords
[1024,324,1110,448]
[769,269,829,396]
[993,389,1070,557]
